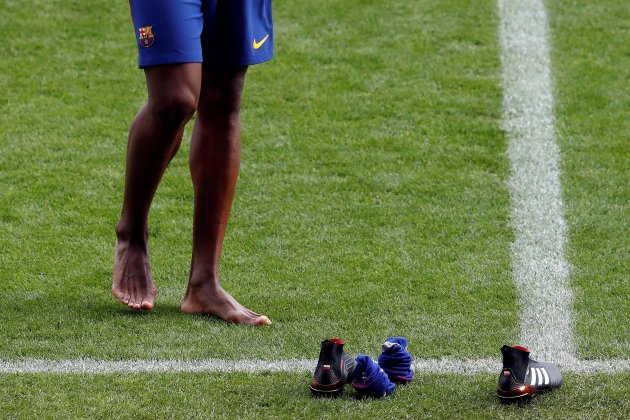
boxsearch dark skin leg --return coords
[180,66,270,325]
[113,63,270,324]
[113,63,201,310]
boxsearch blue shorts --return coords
[129,0,273,68]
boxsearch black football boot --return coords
[497,345,562,403]
[310,338,356,397]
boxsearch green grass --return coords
[1,373,628,418]
[550,0,630,359]
[0,0,514,360]
[0,0,628,417]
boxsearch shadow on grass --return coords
[93,299,186,319]
[85,299,240,326]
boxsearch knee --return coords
[148,90,198,126]
[198,78,245,117]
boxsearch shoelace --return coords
[352,355,396,398]
[377,336,413,382]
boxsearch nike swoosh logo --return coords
[253,34,269,50]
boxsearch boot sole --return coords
[309,384,344,397]
[497,385,554,403]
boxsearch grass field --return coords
[1,0,628,417]
[550,0,630,360]
[2,373,628,418]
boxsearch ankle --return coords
[187,269,220,289]
[115,221,149,245]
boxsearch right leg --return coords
[113,63,201,310]
[180,66,270,325]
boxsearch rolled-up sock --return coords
[351,355,396,398]
[378,337,414,383]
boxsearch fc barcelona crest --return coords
[138,26,154,48]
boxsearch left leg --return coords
[114,64,202,310]
[180,65,270,325]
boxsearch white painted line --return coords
[567,359,630,375]
[498,0,576,364]
[412,358,498,375]
[1,358,628,375]
[0,359,315,374]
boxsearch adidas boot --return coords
[497,345,562,402]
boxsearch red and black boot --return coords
[310,338,356,397]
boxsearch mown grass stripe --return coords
[1,358,628,375]
[498,0,575,364]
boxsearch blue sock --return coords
[377,337,414,383]
[351,355,396,398]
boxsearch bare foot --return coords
[181,282,271,325]
[112,239,157,310]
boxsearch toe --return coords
[127,292,137,308]
[140,296,154,310]
[245,308,261,317]
[255,315,271,325]
[225,311,260,325]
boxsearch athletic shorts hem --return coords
[138,54,203,69]
[203,54,274,67]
